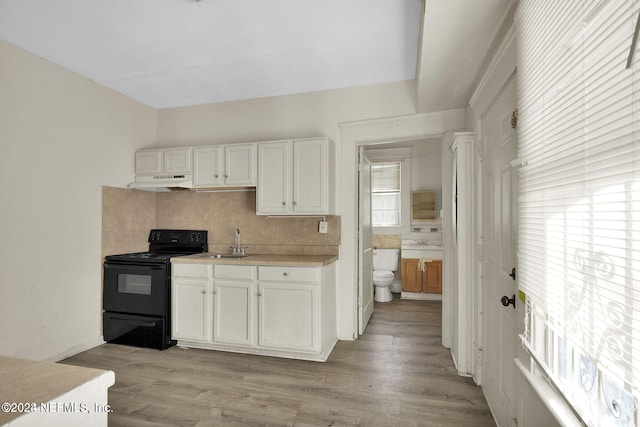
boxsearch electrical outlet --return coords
[318,221,328,234]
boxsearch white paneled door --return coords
[481,74,519,426]
[358,147,374,335]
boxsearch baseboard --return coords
[450,348,473,377]
[45,336,106,363]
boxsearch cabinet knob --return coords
[282,201,286,206]
[225,174,229,178]
[214,174,218,178]
[257,292,263,297]
[293,201,297,206]
[201,290,206,294]
[283,272,288,277]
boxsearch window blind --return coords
[372,162,401,226]
[371,162,400,192]
[517,0,640,425]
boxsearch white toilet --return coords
[373,248,399,303]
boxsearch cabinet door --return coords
[172,278,210,342]
[401,259,423,293]
[257,141,290,214]
[164,147,192,174]
[423,260,442,294]
[292,138,327,213]
[135,150,163,175]
[258,282,318,352]
[224,144,256,186]
[213,280,256,346]
[193,146,222,187]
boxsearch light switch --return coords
[318,221,328,234]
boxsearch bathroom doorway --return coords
[357,137,444,335]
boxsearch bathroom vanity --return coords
[401,238,443,300]
[170,254,337,362]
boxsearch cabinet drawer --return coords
[172,263,211,278]
[214,264,256,280]
[259,266,319,283]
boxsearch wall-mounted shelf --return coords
[411,190,437,221]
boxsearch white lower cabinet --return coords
[172,263,213,342]
[171,261,336,361]
[259,282,318,352]
[213,265,257,347]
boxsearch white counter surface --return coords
[0,355,114,426]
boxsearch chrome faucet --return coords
[231,228,246,255]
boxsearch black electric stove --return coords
[103,229,208,350]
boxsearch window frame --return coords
[365,148,412,234]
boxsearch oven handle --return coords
[107,316,158,328]
[104,264,165,271]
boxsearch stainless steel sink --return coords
[209,254,250,259]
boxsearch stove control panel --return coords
[148,229,208,244]
[189,231,206,243]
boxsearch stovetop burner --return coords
[104,229,208,265]
[105,251,196,264]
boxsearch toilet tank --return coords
[373,248,399,270]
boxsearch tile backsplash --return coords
[102,186,156,258]
[372,234,401,249]
[102,186,340,256]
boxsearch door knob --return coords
[509,267,516,280]
[501,295,516,308]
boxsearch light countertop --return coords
[0,356,114,425]
[172,253,338,267]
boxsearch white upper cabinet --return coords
[164,148,192,174]
[293,138,328,214]
[224,144,256,186]
[193,146,222,186]
[135,150,162,175]
[135,147,192,176]
[193,144,256,187]
[256,141,290,214]
[257,137,334,215]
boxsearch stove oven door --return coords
[103,263,168,316]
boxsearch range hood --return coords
[128,174,193,191]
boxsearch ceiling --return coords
[0,0,512,110]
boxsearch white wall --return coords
[0,40,157,361]
[157,81,418,147]
[411,138,442,192]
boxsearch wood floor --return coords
[62,299,495,426]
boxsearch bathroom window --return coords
[371,162,400,226]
